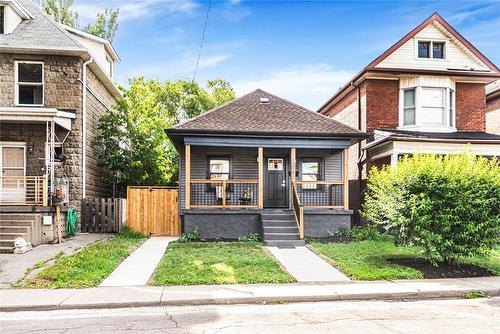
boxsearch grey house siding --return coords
[180,145,343,210]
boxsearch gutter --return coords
[81,58,93,199]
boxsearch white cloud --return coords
[121,53,232,83]
[232,64,354,110]
[73,0,197,22]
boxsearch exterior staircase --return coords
[0,214,42,253]
[261,209,305,247]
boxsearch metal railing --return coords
[294,180,344,209]
[189,180,259,208]
[0,175,48,206]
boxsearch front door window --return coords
[0,146,26,202]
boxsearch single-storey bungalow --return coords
[166,89,367,246]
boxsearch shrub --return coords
[178,226,200,243]
[362,152,500,264]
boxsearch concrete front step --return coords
[0,238,25,248]
[261,214,295,220]
[263,226,298,234]
[0,220,37,227]
[0,246,13,253]
[265,240,306,247]
[262,220,297,227]
[264,232,300,241]
[0,226,30,234]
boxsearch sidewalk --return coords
[267,246,350,282]
[1,277,498,312]
[100,237,176,287]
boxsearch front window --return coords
[208,157,230,180]
[301,159,321,190]
[16,62,44,106]
[421,87,445,125]
[403,89,416,126]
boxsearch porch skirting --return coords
[182,209,261,239]
[181,208,352,239]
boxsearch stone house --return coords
[318,12,500,215]
[0,0,120,250]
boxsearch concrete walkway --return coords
[1,277,499,311]
[267,246,350,282]
[100,237,176,287]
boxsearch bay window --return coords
[16,61,44,106]
[400,81,455,131]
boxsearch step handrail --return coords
[291,181,304,239]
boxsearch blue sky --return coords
[73,0,500,109]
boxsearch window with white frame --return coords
[401,85,455,129]
[0,6,5,34]
[16,61,44,106]
[417,40,446,59]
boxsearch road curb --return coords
[1,287,498,312]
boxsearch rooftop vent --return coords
[259,97,270,104]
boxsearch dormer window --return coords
[0,6,4,34]
[15,61,44,106]
[417,40,445,59]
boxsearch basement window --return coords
[16,61,44,106]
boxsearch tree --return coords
[95,78,235,191]
[84,9,119,42]
[362,153,500,265]
[43,1,119,42]
[43,0,78,28]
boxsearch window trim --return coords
[415,39,447,60]
[402,88,416,126]
[15,61,44,107]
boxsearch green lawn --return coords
[18,229,145,288]
[151,242,294,285]
[309,240,500,281]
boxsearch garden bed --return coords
[309,240,500,281]
[150,242,294,286]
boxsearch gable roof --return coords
[0,0,85,53]
[367,12,498,72]
[318,12,500,113]
[168,89,365,138]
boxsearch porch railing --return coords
[189,179,259,208]
[294,180,344,209]
[0,175,48,206]
[292,181,304,239]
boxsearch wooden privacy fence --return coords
[81,198,126,233]
[127,186,180,236]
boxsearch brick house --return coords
[486,80,500,134]
[318,13,500,214]
[0,0,120,249]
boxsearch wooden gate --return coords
[81,198,126,233]
[126,186,180,236]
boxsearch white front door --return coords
[0,145,26,202]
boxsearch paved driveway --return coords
[0,234,108,288]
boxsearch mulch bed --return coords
[388,258,493,279]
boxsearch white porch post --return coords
[390,152,399,167]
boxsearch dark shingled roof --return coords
[378,128,500,141]
[169,89,365,138]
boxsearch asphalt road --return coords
[1,297,499,333]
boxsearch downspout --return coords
[81,58,93,199]
[353,82,364,225]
